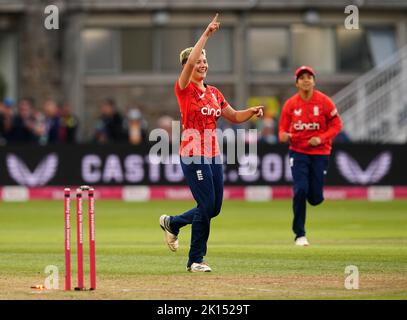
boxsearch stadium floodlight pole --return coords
[75,188,84,290]
[64,188,71,291]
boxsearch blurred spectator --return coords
[334,130,351,143]
[33,106,47,145]
[0,99,14,145]
[217,119,240,144]
[7,98,40,143]
[42,99,61,144]
[157,115,176,143]
[0,103,5,143]
[124,107,148,145]
[94,98,127,144]
[59,101,79,144]
[257,117,278,144]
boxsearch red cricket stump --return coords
[64,188,71,291]
[75,188,84,290]
[88,188,96,290]
[64,186,96,291]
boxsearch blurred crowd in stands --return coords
[0,98,79,145]
[0,97,350,146]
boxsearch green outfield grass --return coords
[0,200,406,300]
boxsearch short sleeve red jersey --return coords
[175,81,228,157]
[278,90,342,155]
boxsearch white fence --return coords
[333,46,407,143]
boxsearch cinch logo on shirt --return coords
[201,106,221,117]
[293,121,320,130]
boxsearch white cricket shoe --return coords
[159,215,178,252]
[295,236,310,246]
[187,262,212,273]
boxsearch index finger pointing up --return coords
[212,13,219,23]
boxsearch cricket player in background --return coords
[279,66,342,246]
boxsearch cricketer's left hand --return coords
[309,137,321,146]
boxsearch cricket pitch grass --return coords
[0,200,406,300]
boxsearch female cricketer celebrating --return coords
[279,66,342,246]
[160,14,264,272]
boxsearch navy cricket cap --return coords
[295,66,316,79]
